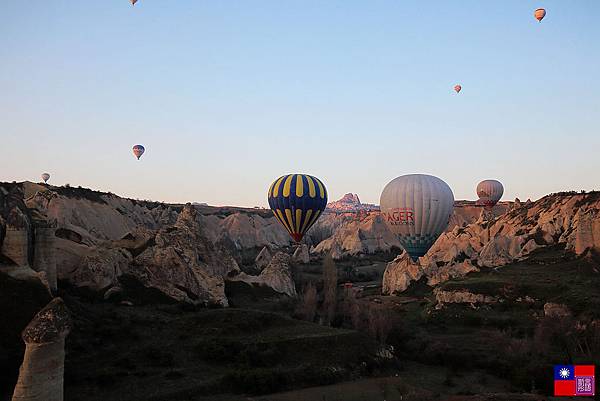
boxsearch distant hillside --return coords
[326,193,379,212]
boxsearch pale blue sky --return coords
[1,1,599,206]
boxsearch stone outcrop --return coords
[0,267,54,394]
[434,288,498,308]
[313,214,403,259]
[1,190,32,266]
[382,251,424,294]
[119,204,238,306]
[292,244,310,264]
[201,212,291,250]
[384,192,600,294]
[426,260,479,287]
[326,193,378,212]
[12,297,71,401]
[32,224,58,292]
[230,252,297,297]
[543,302,571,318]
[255,246,272,270]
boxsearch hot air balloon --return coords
[380,174,454,260]
[132,145,145,160]
[534,8,546,22]
[454,85,462,93]
[131,0,138,5]
[268,174,328,242]
[41,173,50,184]
[476,179,504,209]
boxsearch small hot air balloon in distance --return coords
[380,174,454,261]
[476,179,504,209]
[132,145,145,160]
[268,174,328,242]
[454,85,462,94]
[534,8,546,22]
[131,0,138,5]
[41,173,50,184]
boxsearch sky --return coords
[1,1,599,207]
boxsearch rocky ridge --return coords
[326,193,379,212]
[383,192,600,294]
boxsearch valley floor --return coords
[4,248,597,401]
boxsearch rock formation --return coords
[255,246,272,270]
[230,252,297,297]
[311,201,509,260]
[543,302,571,318]
[313,213,403,258]
[383,192,600,294]
[0,267,54,394]
[326,193,378,212]
[6,181,600,306]
[382,251,424,294]
[11,298,71,401]
[292,244,310,264]
[126,203,238,306]
[434,288,498,308]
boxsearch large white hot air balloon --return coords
[41,173,50,184]
[380,174,454,260]
[476,179,504,209]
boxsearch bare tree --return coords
[367,305,393,345]
[321,253,338,325]
[297,282,318,322]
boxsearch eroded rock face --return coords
[1,192,33,266]
[326,193,378,212]
[37,200,239,306]
[12,297,71,401]
[205,212,291,250]
[543,302,571,318]
[122,204,238,306]
[292,244,310,264]
[434,288,498,308]
[259,252,297,297]
[255,246,272,270]
[426,260,479,287]
[0,267,54,394]
[384,193,600,294]
[382,251,424,295]
[230,252,297,297]
[313,214,403,259]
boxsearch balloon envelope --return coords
[534,8,546,21]
[268,174,328,242]
[454,85,462,93]
[131,0,138,5]
[476,179,504,208]
[132,145,145,160]
[41,173,50,183]
[380,174,454,260]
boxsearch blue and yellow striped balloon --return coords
[268,174,328,242]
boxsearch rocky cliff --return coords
[0,184,248,306]
[7,180,592,305]
[383,192,600,294]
